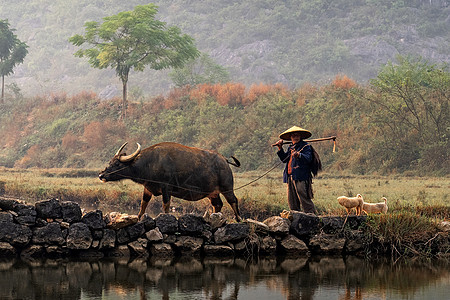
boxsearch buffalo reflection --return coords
[0,256,448,300]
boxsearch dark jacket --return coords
[277,141,312,183]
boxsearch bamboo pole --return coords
[272,136,337,152]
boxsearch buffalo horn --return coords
[118,143,141,162]
[115,142,128,156]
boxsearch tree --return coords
[0,19,28,103]
[369,55,449,172]
[69,4,200,118]
[169,53,230,87]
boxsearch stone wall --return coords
[0,197,448,259]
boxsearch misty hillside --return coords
[1,0,449,98]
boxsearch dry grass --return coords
[0,167,449,221]
[234,170,450,219]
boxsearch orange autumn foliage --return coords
[189,82,290,106]
[82,120,127,149]
[189,83,222,104]
[332,74,357,90]
[15,145,41,168]
[216,83,246,106]
[164,86,191,109]
[246,83,272,104]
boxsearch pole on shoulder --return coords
[271,136,337,152]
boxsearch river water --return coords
[0,255,448,300]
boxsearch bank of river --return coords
[1,197,449,260]
[1,196,450,299]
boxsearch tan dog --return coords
[337,194,364,215]
[362,197,388,214]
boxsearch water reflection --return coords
[0,255,448,300]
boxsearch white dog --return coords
[362,197,388,214]
[337,194,364,215]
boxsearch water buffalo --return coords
[99,142,242,221]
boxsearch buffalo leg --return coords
[222,191,241,222]
[209,195,223,213]
[162,187,171,213]
[138,187,152,220]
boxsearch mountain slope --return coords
[1,0,449,98]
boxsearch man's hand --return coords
[274,139,284,150]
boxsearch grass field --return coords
[0,167,448,221]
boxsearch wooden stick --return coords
[305,136,337,143]
[271,136,337,152]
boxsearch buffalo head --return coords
[99,142,141,182]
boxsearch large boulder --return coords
[174,236,203,254]
[145,228,163,242]
[105,212,138,230]
[260,235,277,255]
[280,234,309,255]
[82,210,105,230]
[0,197,19,211]
[263,216,290,236]
[66,222,92,250]
[126,222,145,241]
[149,243,174,257]
[140,214,156,231]
[155,214,178,234]
[61,201,82,223]
[289,212,320,238]
[309,233,346,253]
[32,223,65,245]
[116,228,131,244]
[320,216,345,233]
[35,198,62,219]
[214,223,250,244]
[178,214,208,236]
[0,222,32,247]
[12,203,36,226]
[128,240,149,257]
[99,229,116,249]
[204,212,227,230]
[0,211,13,223]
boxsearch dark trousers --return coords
[287,176,317,214]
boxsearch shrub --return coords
[246,83,272,104]
[332,74,357,89]
[82,120,127,150]
[14,145,41,168]
[62,132,82,151]
[365,212,439,256]
[294,83,318,106]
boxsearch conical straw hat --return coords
[279,126,312,140]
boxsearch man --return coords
[274,126,317,214]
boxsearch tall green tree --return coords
[369,55,449,172]
[0,19,28,103]
[69,4,200,118]
[169,53,230,87]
